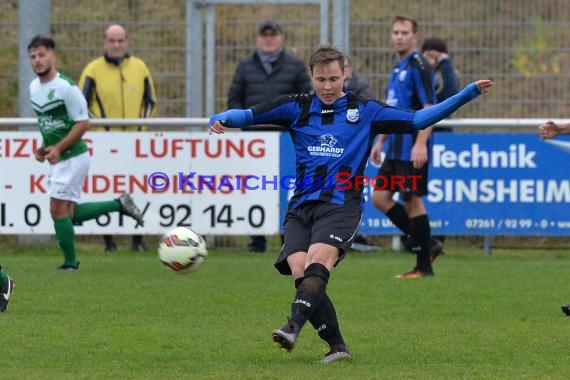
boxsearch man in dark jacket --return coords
[421,37,460,105]
[227,20,312,253]
[227,20,311,111]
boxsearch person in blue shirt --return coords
[209,44,492,363]
[370,15,443,279]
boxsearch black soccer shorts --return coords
[274,201,361,275]
[376,158,429,198]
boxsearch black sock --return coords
[386,203,410,234]
[409,215,432,272]
[295,278,345,348]
[290,263,329,329]
[309,293,345,347]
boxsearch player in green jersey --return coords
[28,35,145,271]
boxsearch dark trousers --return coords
[103,235,145,247]
[248,235,267,252]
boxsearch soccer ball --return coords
[158,227,208,273]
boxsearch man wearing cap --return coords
[228,20,311,112]
[227,20,312,253]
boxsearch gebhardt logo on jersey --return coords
[307,134,344,157]
[346,108,359,123]
[318,134,337,148]
[321,109,334,114]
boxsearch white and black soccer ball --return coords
[158,227,208,273]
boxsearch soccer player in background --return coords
[28,35,145,271]
[208,44,493,362]
[0,265,14,312]
[370,15,443,278]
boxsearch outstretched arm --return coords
[412,79,493,130]
[539,121,570,140]
[208,109,254,135]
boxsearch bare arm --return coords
[370,134,388,165]
[411,103,434,169]
[539,121,570,140]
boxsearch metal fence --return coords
[2,0,570,119]
[348,0,570,120]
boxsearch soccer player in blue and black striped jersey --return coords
[209,45,492,363]
[370,15,443,279]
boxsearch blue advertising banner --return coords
[280,133,570,235]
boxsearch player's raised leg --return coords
[72,193,145,227]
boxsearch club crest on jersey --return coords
[398,70,407,82]
[346,108,359,123]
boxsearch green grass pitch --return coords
[1,241,570,379]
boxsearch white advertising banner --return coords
[0,132,281,235]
